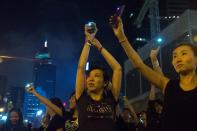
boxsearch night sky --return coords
[0,0,138,101]
[0,0,195,102]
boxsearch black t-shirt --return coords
[64,110,79,131]
[115,116,136,131]
[77,91,117,131]
[162,79,197,131]
[0,124,28,131]
[146,100,162,131]
[46,114,65,131]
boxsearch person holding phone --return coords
[111,16,197,131]
[26,86,66,131]
[75,23,122,131]
[116,96,138,131]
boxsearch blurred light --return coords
[24,119,28,123]
[0,108,4,112]
[142,38,146,41]
[2,115,7,121]
[129,13,134,18]
[156,36,164,44]
[157,38,163,43]
[173,16,176,18]
[86,62,89,71]
[177,16,180,18]
[63,102,66,107]
[44,40,48,47]
[169,16,171,19]
[3,97,7,103]
[164,16,167,19]
[36,110,43,116]
[136,37,147,42]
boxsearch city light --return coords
[24,119,28,123]
[129,13,134,18]
[1,115,7,121]
[36,110,43,116]
[44,40,48,48]
[162,16,180,19]
[63,102,66,107]
[157,38,163,43]
[136,37,147,42]
[0,108,4,112]
[155,36,164,45]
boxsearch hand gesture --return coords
[90,37,102,50]
[26,85,36,94]
[84,24,98,43]
[123,96,130,106]
[109,16,125,40]
[150,47,160,61]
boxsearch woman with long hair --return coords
[0,108,28,131]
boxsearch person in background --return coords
[64,92,79,131]
[146,47,163,131]
[26,86,66,131]
[116,96,138,131]
[0,108,28,131]
[36,113,50,131]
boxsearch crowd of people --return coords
[0,13,197,131]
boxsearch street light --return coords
[0,107,4,112]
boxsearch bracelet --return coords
[99,46,103,52]
[86,41,92,46]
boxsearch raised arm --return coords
[149,84,156,100]
[111,17,169,93]
[26,86,63,116]
[90,38,122,101]
[123,96,139,125]
[149,47,164,99]
[150,47,163,75]
[75,26,96,100]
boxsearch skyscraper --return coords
[34,40,56,99]
[23,40,56,122]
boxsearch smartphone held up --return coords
[25,83,34,92]
[110,5,125,28]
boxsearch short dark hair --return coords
[49,97,66,115]
[173,42,197,56]
[86,65,110,83]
